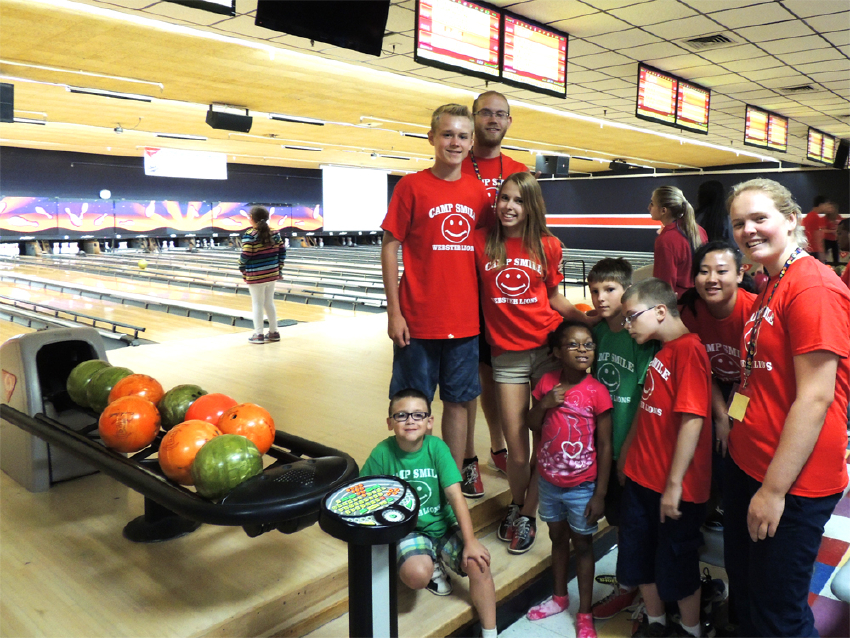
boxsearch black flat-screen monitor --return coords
[414,0,500,81]
[636,63,677,126]
[744,105,769,149]
[501,11,567,98]
[807,127,836,164]
[255,1,390,57]
[164,0,235,15]
[675,78,710,134]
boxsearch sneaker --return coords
[508,515,536,554]
[498,503,520,542]
[700,568,727,623]
[248,333,265,344]
[576,612,598,638]
[266,331,281,342]
[527,595,569,621]
[592,584,640,619]
[488,448,507,474]
[426,560,452,596]
[461,458,484,499]
[632,617,671,637]
[703,506,723,531]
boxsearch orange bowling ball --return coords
[217,403,275,455]
[108,374,165,405]
[158,420,222,485]
[575,303,593,313]
[98,396,161,453]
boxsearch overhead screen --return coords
[322,166,388,231]
[501,12,567,97]
[636,64,710,134]
[744,105,787,152]
[807,127,836,164]
[414,0,501,80]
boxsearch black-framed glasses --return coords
[622,305,658,327]
[391,411,430,423]
[474,109,510,119]
[563,341,596,351]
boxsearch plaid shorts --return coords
[397,525,466,577]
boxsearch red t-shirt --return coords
[802,210,826,252]
[842,265,850,289]
[461,152,528,230]
[381,169,490,339]
[532,372,613,488]
[653,222,709,298]
[729,256,850,497]
[474,231,563,357]
[681,290,757,383]
[624,333,713,504]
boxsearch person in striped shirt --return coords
[239,206,286,344]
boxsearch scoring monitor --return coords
[501,12,567,98]
[636,64,678,126]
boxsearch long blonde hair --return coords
[485,172,558,271]
[653,186,703,251]
[726,178,806,248]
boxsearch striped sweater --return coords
[238,228,286,284]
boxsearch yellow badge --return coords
[728,392,750,422]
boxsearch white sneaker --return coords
[426,560,452,596]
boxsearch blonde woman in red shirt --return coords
[649,186,707,298]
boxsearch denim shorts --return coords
[389,336,480,404]
[492,345,560,384]
[397,526,466,577]
[616,478,705,602]
[537,475,599,536]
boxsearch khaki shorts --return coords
[492,346,559,384]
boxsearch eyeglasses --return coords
[474,109,510,120]
[563,341,596,351]
[391,411,430,423]
[622,305,658,327]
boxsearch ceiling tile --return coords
[580,0,654,10]
[804,12,850,34]
[697,43,767,64]
[795,59,850,75]
[741,66,800,81]
[683,0,773,14]
[572,50,634,68]
[759,35,832,54]
[608,0,699,25]
[822,30,850,46]
[568,39,609,57]
[809,70,850,82]
[775,48,844,65]
[735,20,816,42]
[591,78,633,91]
[644,52,711,71]
[510,0,598,24]
[569,70,611,83]
[711,3,796,29]
[586,28,662,49]
[600,62,641,78]
[678,64,734,79]
[617,40,686,61]
[386,5,414,32]
[550,11,633,36]
[650,15,726,40]
[781,0,850,18]
[721,56,784,73]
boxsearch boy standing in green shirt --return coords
[361,388,498,637]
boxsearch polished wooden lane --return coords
[0,319,34,342]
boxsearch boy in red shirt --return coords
[617,278,712,638]
[381,104,491,473]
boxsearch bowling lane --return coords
[2,261,361,324]
[0,319,34,342]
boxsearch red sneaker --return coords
[592,585,639,619]
[488,448,507,474]
[498,503,520,542]
[461,459,484,498]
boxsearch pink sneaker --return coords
[576,612,597,638]
[526,594,569,621]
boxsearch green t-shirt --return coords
[360,435,461,539]
[593,321,659,459]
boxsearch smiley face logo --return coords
[409,481,432,508]
[441,214,471,243]
[495,268,531,297]
[711,352,740,381]
[598,363,621,392]
[641,369,656,401]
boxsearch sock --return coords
[647,613,667,626]
[491,448,507,455]
[463,456,478,466]
[681,622,701,637]
[527,594,569,620]
[481,628,498,638]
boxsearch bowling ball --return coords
[98,396,160,453]
[158,419,221,485]
[184,393,238,426]
[191,434,263,500]
[108,373,165,405]
[575,303,593,313]
[86,366,134,413]
[217,403,275,455]
[158,384,208,430]
[67,359,111,408]
[138,259,147,270]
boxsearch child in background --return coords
[618,279,712,638]
[586,258,658,619]
[360,389,498,638]
[239,206,286,344]
[524,321,613,638]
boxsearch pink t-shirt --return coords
[532,372,613,488]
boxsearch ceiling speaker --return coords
[205,108,252,133]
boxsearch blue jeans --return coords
[723,456,842,637]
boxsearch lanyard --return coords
[470,152,502,184]
[741,247,802,389]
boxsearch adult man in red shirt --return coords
[459,91,529,498]
[802,195,828,262]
